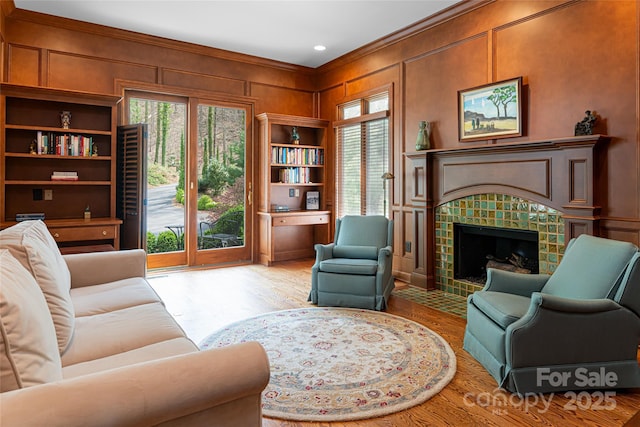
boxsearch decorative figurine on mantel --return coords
[60,111,72,129]
[574,110,597,136]
[291,126,300,145]
[415,120,431,151]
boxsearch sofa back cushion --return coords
[0,220,74,353]
[0,250,63,391]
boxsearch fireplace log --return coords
[486,259,531,274]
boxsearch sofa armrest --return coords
[483,268,550,296]
[0,342,270,427]
[64,249,147,288]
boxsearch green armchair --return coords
[464,234,640,394]
[308,215,394,311]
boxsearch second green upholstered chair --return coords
[309,215,394,311]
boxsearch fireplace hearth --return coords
[454,223,538,284]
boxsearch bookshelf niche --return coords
[1,84,122,252]
[256,113,331,265]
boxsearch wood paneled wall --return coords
[2,1,639,280]
[317,0,640,280]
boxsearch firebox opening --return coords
[454,223,539,284]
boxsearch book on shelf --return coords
[51,171,78,181]
[36,131,93,156]
[16,213,45,221]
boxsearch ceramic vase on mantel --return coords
[415,120,431,151]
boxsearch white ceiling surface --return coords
[14,0,459,68]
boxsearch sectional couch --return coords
[0,220,270,426]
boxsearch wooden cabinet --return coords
[256,113,331,265]
[1,83,122,251]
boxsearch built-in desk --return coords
[258,210,330,265]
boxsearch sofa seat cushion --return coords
[0,220,74,353]
[71,278,162,317]
[62,337,197,379]
[319,258,378,275]
[471,291,532,329]
[0,250,62,391]
[332,245,379,260]
[61,302,188,366]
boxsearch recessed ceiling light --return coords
[314,45,326,52]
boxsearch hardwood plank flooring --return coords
[147,259,640,427]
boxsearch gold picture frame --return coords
[458,77,523,142]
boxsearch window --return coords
[335,92,390,217]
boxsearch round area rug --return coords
[200,307,456,422]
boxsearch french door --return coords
[123,90,252,268]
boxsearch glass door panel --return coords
[194,103,249,265]
[128,95,187,268]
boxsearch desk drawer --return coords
[272,214,329,227]
[49,225,116,242]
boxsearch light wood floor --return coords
[148,259,640,427]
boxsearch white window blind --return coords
[336,93,390,218]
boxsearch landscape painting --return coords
[458,77,522,142]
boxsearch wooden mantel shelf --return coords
[406,134,608,157]
[405,134,609,289]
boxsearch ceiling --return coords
[13,0,460,68]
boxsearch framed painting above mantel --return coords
[458,77,523,142]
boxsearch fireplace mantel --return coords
[405,134,609,289]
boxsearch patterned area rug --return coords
[200,307,456,421]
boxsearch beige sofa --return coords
[0,220,270,426]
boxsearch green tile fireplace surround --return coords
[435,194,565,297]
[406,135,607,294]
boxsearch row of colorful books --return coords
[35,131,94,157]
[271,146,323,165]
[278,167,314,184]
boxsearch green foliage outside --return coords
[198,194,216,210]
[146,230,180,253]
[216,205,244,239]
[199,158,229,197]
[147,162,173,186]
[175,188,185,204]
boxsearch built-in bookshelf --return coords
[256,113,331,265]
[1,83,122,251]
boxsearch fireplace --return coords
[434,193,564,296]
[454,223,538,284]
[406,135,608,292]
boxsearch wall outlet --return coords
[44,189,53,200]
[33,189,43,201]
[405,241,411,253]
[289,188,295,197]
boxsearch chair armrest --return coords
[505,293,640,368]
[530,292,622,313]
[483,268,550,296]
[64,249,147,289]
[314,243,335,263]
[0,342,270,427]
[378,245,392,261]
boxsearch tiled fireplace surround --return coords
[435,194,565,297]
[406,135,608,293]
